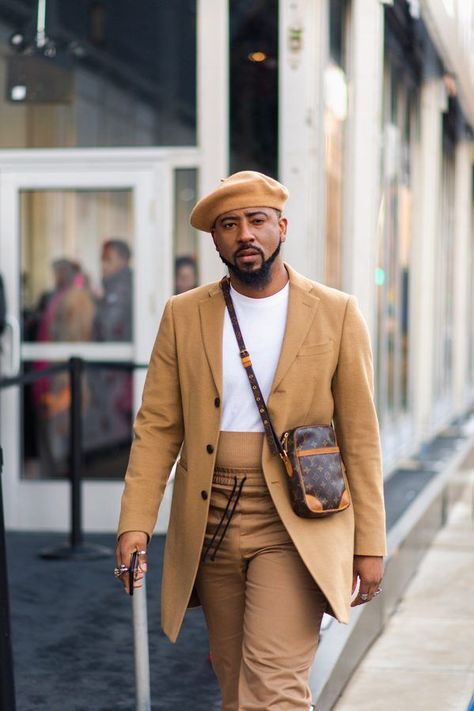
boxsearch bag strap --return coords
[220,277,283,456]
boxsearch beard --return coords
[219,240,282,289]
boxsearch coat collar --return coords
[198,263,321,398]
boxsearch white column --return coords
[412,78,443,442]
[196,0,229,283]
[452,139,473,412]
[279,0,327,281]
[343,0,384,338]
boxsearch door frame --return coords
[0,147,200,532]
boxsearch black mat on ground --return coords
[6,532,220,711]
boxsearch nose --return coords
[238,219,254,243]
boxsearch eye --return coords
[222,222,236,229]
[252,218,265,225]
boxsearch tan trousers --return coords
[194,432,327,711]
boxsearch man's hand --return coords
[351,555,384,606]
[115,531,148,594]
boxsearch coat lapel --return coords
[270,265,321,394]
[198,283,225,397]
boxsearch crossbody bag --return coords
[221,277,351,518]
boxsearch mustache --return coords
[233,246,264,259]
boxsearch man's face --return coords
[211,207,287,287]
[101,247,127,278]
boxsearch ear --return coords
[279,217,288,243]
[211,232,218,251]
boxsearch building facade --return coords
[0,0,473,532]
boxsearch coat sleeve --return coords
[331,296,387,556]
[117,297,184,539]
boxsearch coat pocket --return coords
[297,340,334,357]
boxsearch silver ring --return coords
[137,550,147,555]
[374,588,382,596]
[360,592,369,601]
[114,564,129,578]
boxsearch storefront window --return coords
[229,0,278,176]
[0,1,196,148]
[469,173,474,391]
[21,189,133,343]
[375,56,418,422]
[20,189,134,480]
[324,0,348,289]
[433,122,456,404]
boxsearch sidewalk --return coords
[7,532,220,711]
[333,474,474,711]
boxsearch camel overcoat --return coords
[118,264,386,643]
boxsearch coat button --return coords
[201,490,208,500]
[206,444,214,454]
[214,397,220,408]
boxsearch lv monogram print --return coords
[283,425,351,518]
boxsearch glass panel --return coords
[470,172,474,389]
[21,190,133,343]
[433,128,455,402]
[324,0,348,289]
[375,59,416,421]
[20,189,134,480]
[174,168,199,294]
[0,1,196,148]
[229,0,279,176]
[22,361,133,480]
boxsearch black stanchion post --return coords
[0,446,16,711]
[70,356,83,549]
[40,358,111,560]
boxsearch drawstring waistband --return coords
[200,432,264,563]
[201,475,247,563]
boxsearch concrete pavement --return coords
[332,473,474,711]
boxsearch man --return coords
[116,171,386,710]
[93,239,132,342]
[91,239,133,448]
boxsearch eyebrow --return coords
[219,210,269,223]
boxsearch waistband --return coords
[215,431,264,470]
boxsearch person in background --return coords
[31,258,94,476]
[90,239,133,453]
[93,239,132,342]
[175,254,198,295]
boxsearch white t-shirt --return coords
[221,282,289,432]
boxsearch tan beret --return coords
[190,170,289,232]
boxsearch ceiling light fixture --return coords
[248,51,267,63]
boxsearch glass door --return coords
[0,149,197,531]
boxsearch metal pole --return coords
[0,447,16,710]
[35,0,47,47]
[133,579,151,711]
[69,357,83,548]
[40,358,111,560]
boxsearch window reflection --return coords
[229,0,278,176]
[434,120,456,403]
[21,190,133,343]
[21,189,134,480]
[324,0,348,289]
[470,189,474,388]
[0,1,196,148]
[375,57,417,421]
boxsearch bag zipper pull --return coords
[279,432,293,477]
